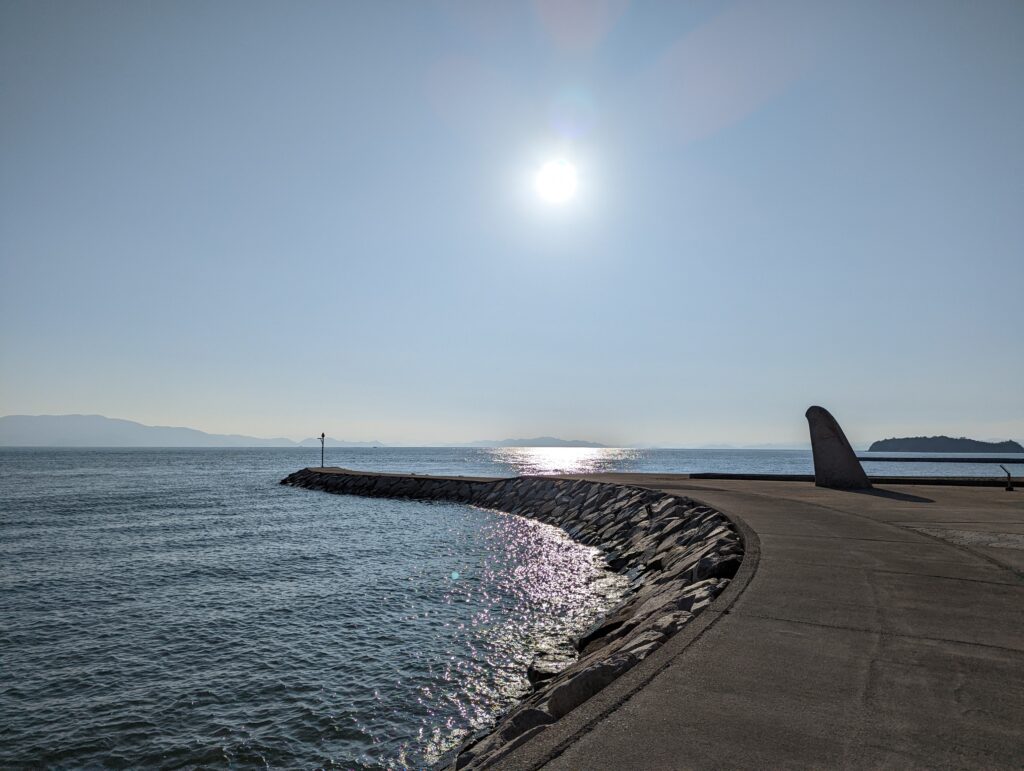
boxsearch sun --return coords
[534,159,578,204]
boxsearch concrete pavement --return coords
[500,477,1024,769]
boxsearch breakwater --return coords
[280,468,743,769]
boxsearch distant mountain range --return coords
[457,437,607,448]
[867,436,1024,453]
[27,415,1000,453]
[0,415,383,447]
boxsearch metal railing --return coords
[856,455,1022,491]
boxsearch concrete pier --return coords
[282,468,1023,767]
[503,476,1024,769]
[281,467,745,768]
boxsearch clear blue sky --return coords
[2,1,1021,446]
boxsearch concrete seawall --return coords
[280,467,745,769]
[505,475,1023,769]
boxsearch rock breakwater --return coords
[280,468,743,769]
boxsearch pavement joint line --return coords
[731,611,1024,655]
[758,497,936,531]
[893,520,1024,526]
[754,531,929,545]
[756,557,1024,587]
[858,740,1012,763]
[736,492,1024,580]
[679,490,976,550]
[898,522,1024,579]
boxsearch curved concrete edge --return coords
[528,479,1024,768]
[496,499,761,771]
[278,467,747,769]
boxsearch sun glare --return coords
[534,159,578,204]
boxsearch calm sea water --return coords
[286,445,1019,479]
[1,446,1018,769]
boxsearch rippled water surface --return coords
[2,445,1017,768]
[0,449,625,769]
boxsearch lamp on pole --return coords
[319,432,325,468]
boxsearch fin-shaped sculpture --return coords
[805,406,872,489]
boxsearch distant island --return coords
[460,437,607,448]
[0,414,384,448]
[296,436,384,448]
[868,436,1024,453]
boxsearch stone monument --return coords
[805,406,872,489]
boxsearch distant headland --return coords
[0,414,383,448]
[0,415,609,449]
[868,435,1024,453]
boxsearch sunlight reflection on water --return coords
[417,511,627,766]
[486,447,641,476]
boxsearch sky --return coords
[1,0,1022,447]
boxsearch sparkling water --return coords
[1,446,1016,768]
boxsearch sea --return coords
[1,446,1018,769]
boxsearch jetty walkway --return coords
[503,476,1024,769]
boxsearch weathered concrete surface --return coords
[806,405,872,489]
[501,476,1024,770]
